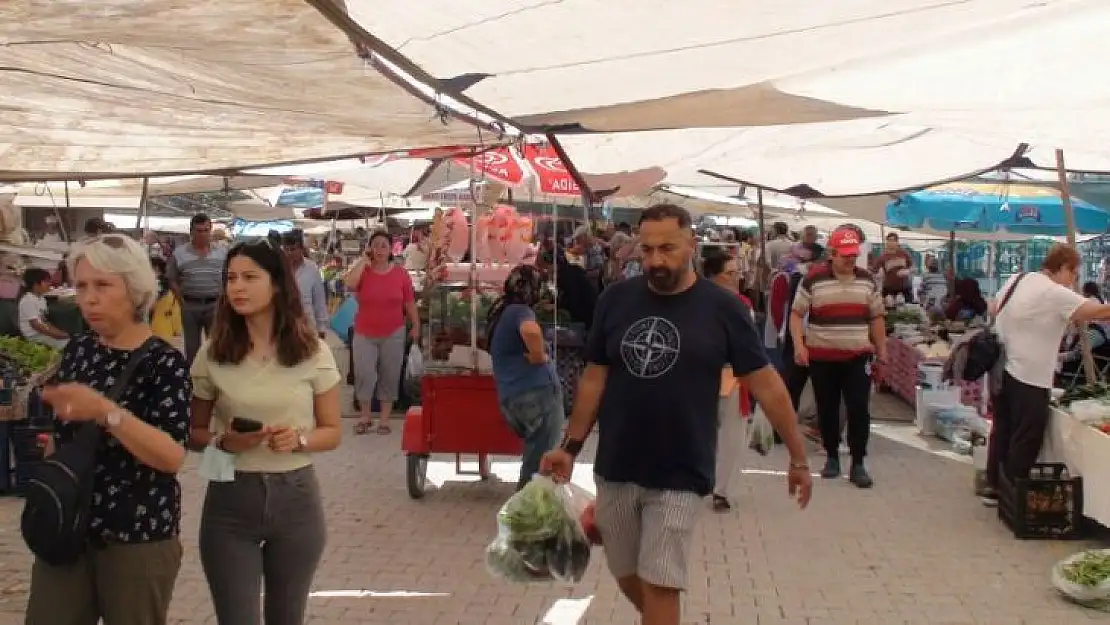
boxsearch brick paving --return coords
[0,368,1106,624]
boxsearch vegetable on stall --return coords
[0,336,60,377]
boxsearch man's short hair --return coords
[83,218,105,236]
[281,229,305,247]
[638,203,692,229]
[189,213,211,229]
[772,221,789,236]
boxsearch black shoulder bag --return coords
[962,273,1028,381]
[21,337,159,566]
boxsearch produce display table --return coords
[873,336,986,411]
[1042,408,1110,528]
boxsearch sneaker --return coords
[711,494,731,513]
[979,487,999,507]
[820,457,841,479]
[849,463,874,489]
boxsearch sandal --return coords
[711,494,732,513]
[354,421,373,435]
[376,424,392,435]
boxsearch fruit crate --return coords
[998,463,1084,540]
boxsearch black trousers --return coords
[986,371,1050,489]
[809,356,871,462]
[780,334,810,410]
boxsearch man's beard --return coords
[647,265,685,293]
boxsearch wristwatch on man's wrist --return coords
[561,437,584,457]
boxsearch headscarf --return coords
[486,264,545,340]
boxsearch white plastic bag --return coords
[406,344,424,379]
[485,476,594,583]
[747,406,775,456]
[1051,549,1110,611]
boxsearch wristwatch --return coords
[293,431,309,453]
[788,461,810,471]
[101,410,124,429]
[561,437,584,457]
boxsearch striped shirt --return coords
[792,264,883,361]
[167,243,226,301]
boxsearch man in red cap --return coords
[788,226,886,488]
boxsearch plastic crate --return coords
[998,463,1084,540]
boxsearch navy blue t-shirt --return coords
[588,277,769,495]
[490,304,559,401]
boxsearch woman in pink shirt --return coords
[344,231,420,435]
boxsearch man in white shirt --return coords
[18,267,69,349]
[281,230,329,337]
[985,244,1110,504]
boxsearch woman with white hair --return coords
[25,234,191,625]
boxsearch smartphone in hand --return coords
[230,417,264,433]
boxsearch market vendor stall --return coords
[401,202,534,499]
[0,336,61,496]
[1042,395,1110,529]
[872,306,988,412]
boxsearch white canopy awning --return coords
[0,1,490,180]
[348,0,1065,132]
[553,118,1110,223]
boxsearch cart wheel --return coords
[406,454,429,499]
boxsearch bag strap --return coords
[993,272,1029,320]
[74,337,160,442]
[104,336,160,401]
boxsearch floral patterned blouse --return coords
[53,333,191,545]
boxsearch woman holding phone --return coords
[344,230,420,435]
[189,239,342,625]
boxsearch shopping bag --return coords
[1051,549,1110,611]
[329,295,358,338]
[747,405,775,456]
[485,476,594,583]
[406,344,424,379]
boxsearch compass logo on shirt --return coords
[620,316,681,379]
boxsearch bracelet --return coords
[788,462,810,471]
[561,437,584,457]
[212,434,229,453]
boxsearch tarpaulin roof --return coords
[553,118,1110,223]
[350,0,1085,132]
[0,0,490,180]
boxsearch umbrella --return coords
[886,181,1110,236]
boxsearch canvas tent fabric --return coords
[0,0,490,180]
[349,0,1081,132]
[552,118,1110,224]
[776,0,1110,153]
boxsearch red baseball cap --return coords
[828,227,862,256]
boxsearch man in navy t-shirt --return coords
[542,204,812,625]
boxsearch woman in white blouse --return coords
[189,239,341,625]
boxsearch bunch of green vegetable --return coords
[485,477,592,583]
[0,336,59,377]
[1053,549,1110,611]
[1062,551,1110,588]
[1056,382,1110,407]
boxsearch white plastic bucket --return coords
[917,363,945,389]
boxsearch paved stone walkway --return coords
[0,384,1106,623]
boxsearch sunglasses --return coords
[92,234,130,249]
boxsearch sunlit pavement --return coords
[0,365,1106,623]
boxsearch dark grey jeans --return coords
[181,302,215,366]
[199,466,326,625]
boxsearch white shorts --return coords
[593,476,702,590]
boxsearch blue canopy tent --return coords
[886,181,1110,295]
[886,181,1110,236]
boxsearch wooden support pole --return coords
[1056,149,1099,383]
